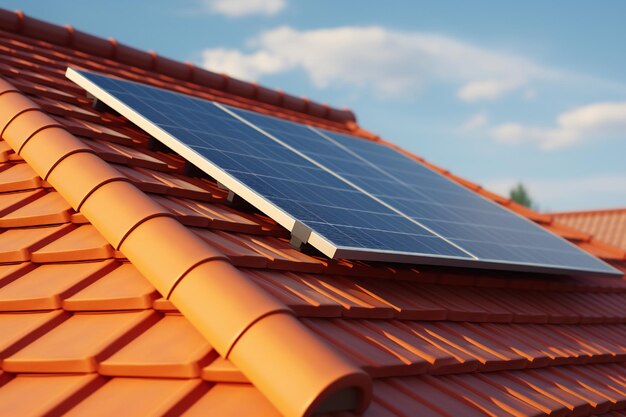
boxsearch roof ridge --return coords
[552,207,626,216]
[0,76,372,417]
[0,8,357,126]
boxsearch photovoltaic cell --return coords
[66,68,621,277]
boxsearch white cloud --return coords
[202,0,285,17]
[483,175,626,211]
[490,101,626,150]
[461,112,489,131]
[489,123,529,144]
[457,79,522,102]
[201,49,288,79]
[200,25,555,99]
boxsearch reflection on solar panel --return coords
[66,68,621,277]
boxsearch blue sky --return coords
[7,0,626,211]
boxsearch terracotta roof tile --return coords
[248,235,327,271]
[0,374,104,417]
[152,195,209,227]
[99,315,217,378]
[0,310,69,360]
[152,297,178,312]
[0,188,44,216]
[0,163,40,191]
[305,319,419,378]
[31,224,113,262]
[64,377,205,417]
[0,260,116,310]
[447,372,547,416]
[194,228,270,267]
[63,262,158,311]
[201,357,248,383]
[79,181,173,249]
[0,143,14,161]
[473,323,553,367]
[0,262,33,286]
[149,169,215,201]
[0,190,72,227]
[3,310,159,373]
[0,223,73,262]
[388,376,490,417]
[182,383,282,417]
[250,270,345,317]
[553,208,626,251]
[181,200,265,232]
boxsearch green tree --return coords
[509,182,534,209]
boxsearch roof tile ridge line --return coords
[552,207,626,217]
[0,76,372,417]
[587,236,626,260]
[548,218,626,259]
[0,8,356,126]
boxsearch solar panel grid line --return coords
[65,68,621,277]
[303,126,618,275]
[217,103,477,261]
[307,126,479,259]
[308,126,596,255]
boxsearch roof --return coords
[553,208,626,252]
[0,8,625,417]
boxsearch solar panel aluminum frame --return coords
[66,68,623,277]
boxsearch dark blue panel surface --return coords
[231,106,618,275]
[74,70,469,258]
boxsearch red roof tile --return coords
[99,315,217,378]
[553,208,626,251]
[0,7,624,417]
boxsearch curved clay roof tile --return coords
[0,76,372,417]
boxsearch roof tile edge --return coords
[0,8,356,125]
[0,76,372,417]
[552,207,626,217]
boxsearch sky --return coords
[5,0,626,211]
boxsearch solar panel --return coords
[228,107,620,275]
[66,68,621,277]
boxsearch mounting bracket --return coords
[290,220,312,250]
[87,93,117,115]
[222,188,251,210]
